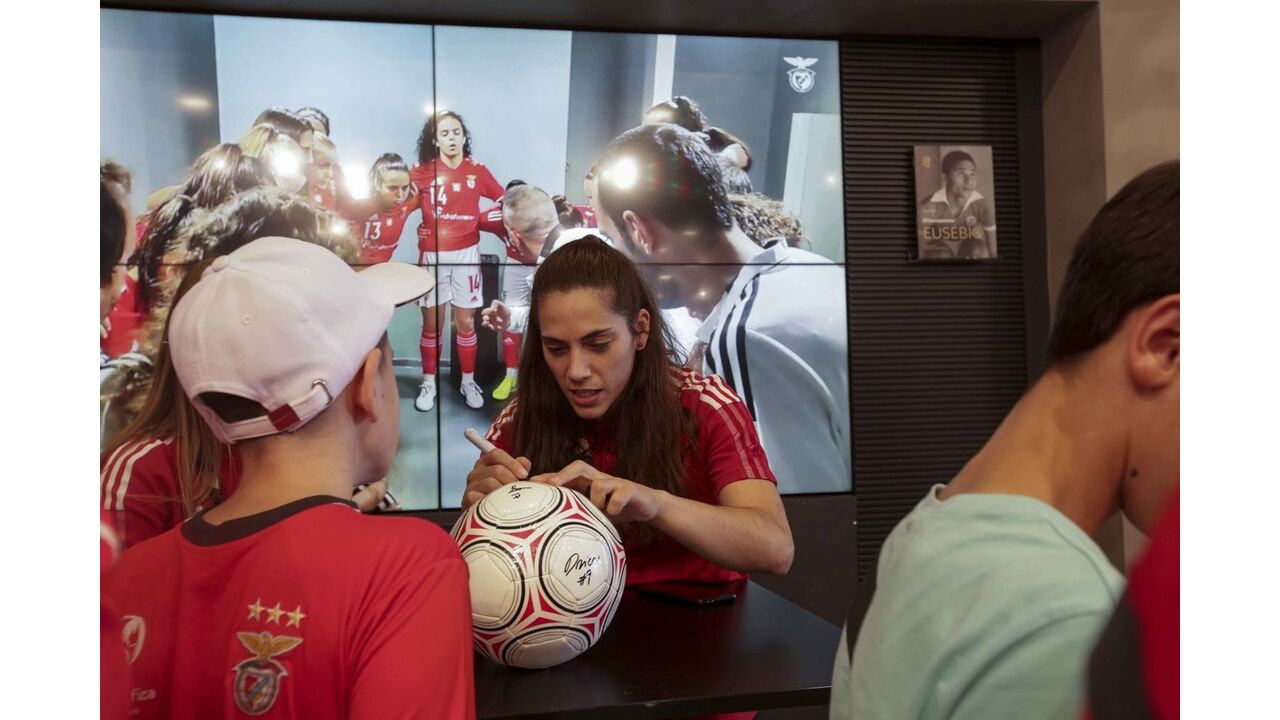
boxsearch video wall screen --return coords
[101,9,850,510]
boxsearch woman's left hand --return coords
[535,461,665,524]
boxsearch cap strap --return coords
[217,380,336,443]
[267,404,302,432]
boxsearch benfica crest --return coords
[232,631,303,716]
[466,174,477,189]
[783,57,818,93]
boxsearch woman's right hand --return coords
[463,447,533,509]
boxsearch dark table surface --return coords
[475,581,841,719]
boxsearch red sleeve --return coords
[479,164,504,201]
[349,533,474,719]
[100,439,185,549]
[478,203,507,238]
[690,374,777,493]
[485,401,518,454]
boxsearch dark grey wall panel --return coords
[842,39,1032,581]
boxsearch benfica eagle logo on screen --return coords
[232,631,303,715]
[784,57,818,93]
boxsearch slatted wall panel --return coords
[842,39,1030,581]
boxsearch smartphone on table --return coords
[635,581,743,607]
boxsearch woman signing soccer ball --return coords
[464,236,793,586]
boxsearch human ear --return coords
[622,211,655,257]
[351,347,384,423]
[633,309,651,350]
[1129,295,1180,390]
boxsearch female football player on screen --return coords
[465,237,794,586]
[304,133,340,211]
[410,110,504,411]
[358,153,419,265]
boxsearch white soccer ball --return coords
[451,481,627,669]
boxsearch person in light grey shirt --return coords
[594,123,851,494]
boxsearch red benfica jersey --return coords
[410,158,503,253]
[102,497,474,719]
[100,437,242,550]
[358,198,418,265]
[487,369,776,586]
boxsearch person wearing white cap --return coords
[102,237,475,719]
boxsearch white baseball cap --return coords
[169,236,433,443]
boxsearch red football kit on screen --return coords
[101,437,242,550]
[358,198,418,265]
[479,203,542,265]
[487,369,776,586]
[410,158,503,252]
[102,497,474,719]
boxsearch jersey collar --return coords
[182,495,357,547]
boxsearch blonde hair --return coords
[311,132,337,155]
[238,124,278,159]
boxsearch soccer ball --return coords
[451,481,627,669]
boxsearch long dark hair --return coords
[511,237,692,544]
[416,110,473,165]
[137,144,270,307]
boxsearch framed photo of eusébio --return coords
[913,145,997,260]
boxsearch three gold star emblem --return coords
[246,598,304,629]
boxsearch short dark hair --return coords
[942,150,977,175]
[101,180,128,286]
[505,179,527,191]
[596,124,734,246]
[417,110,473,165]
[645,96,708,132]
[296,106,330,135]
[1046,160,1179,365]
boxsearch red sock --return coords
[502,331,521,370]
[457,331,478,374]
[420,330,441,375]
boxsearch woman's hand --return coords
[463,447,533,509]
[537,460,666,524]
